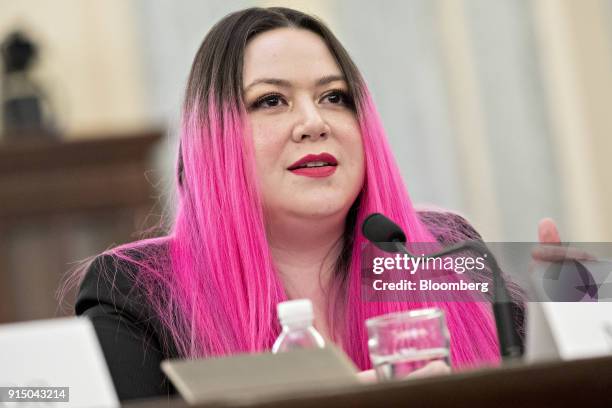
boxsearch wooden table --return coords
[124,355,612,407]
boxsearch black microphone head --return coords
[362,213,407,244]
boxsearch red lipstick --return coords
[287,153,338,178]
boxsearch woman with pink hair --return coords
[71,7,528,401]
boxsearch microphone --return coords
[362,213,523,361]
[361,213,407,244]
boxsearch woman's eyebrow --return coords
[316,74,346,86]
[244,75,346,92]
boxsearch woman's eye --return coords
[322,90,354,107]
[252,94,285,109]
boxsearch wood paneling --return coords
[0,130,163,323]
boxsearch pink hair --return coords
[84,84,501,371]
[340,91,500,369]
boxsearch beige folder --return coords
[161,346,359,405]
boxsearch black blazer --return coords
[75,254,178,401]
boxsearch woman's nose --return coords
[291,103,331,142]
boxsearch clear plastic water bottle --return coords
[271,299,326,353]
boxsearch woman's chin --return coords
[287,199,352,220]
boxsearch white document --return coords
[526,258,612,362]
[0,317,119,407]
[526,302,612,362]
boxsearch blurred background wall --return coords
[1,0,611,322]
[0,0,150,136]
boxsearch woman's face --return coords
[242,28,365,223]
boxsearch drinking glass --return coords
[366,308,451,380]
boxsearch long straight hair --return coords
[73,7,502,369]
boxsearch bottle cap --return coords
[277,299,314,326]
